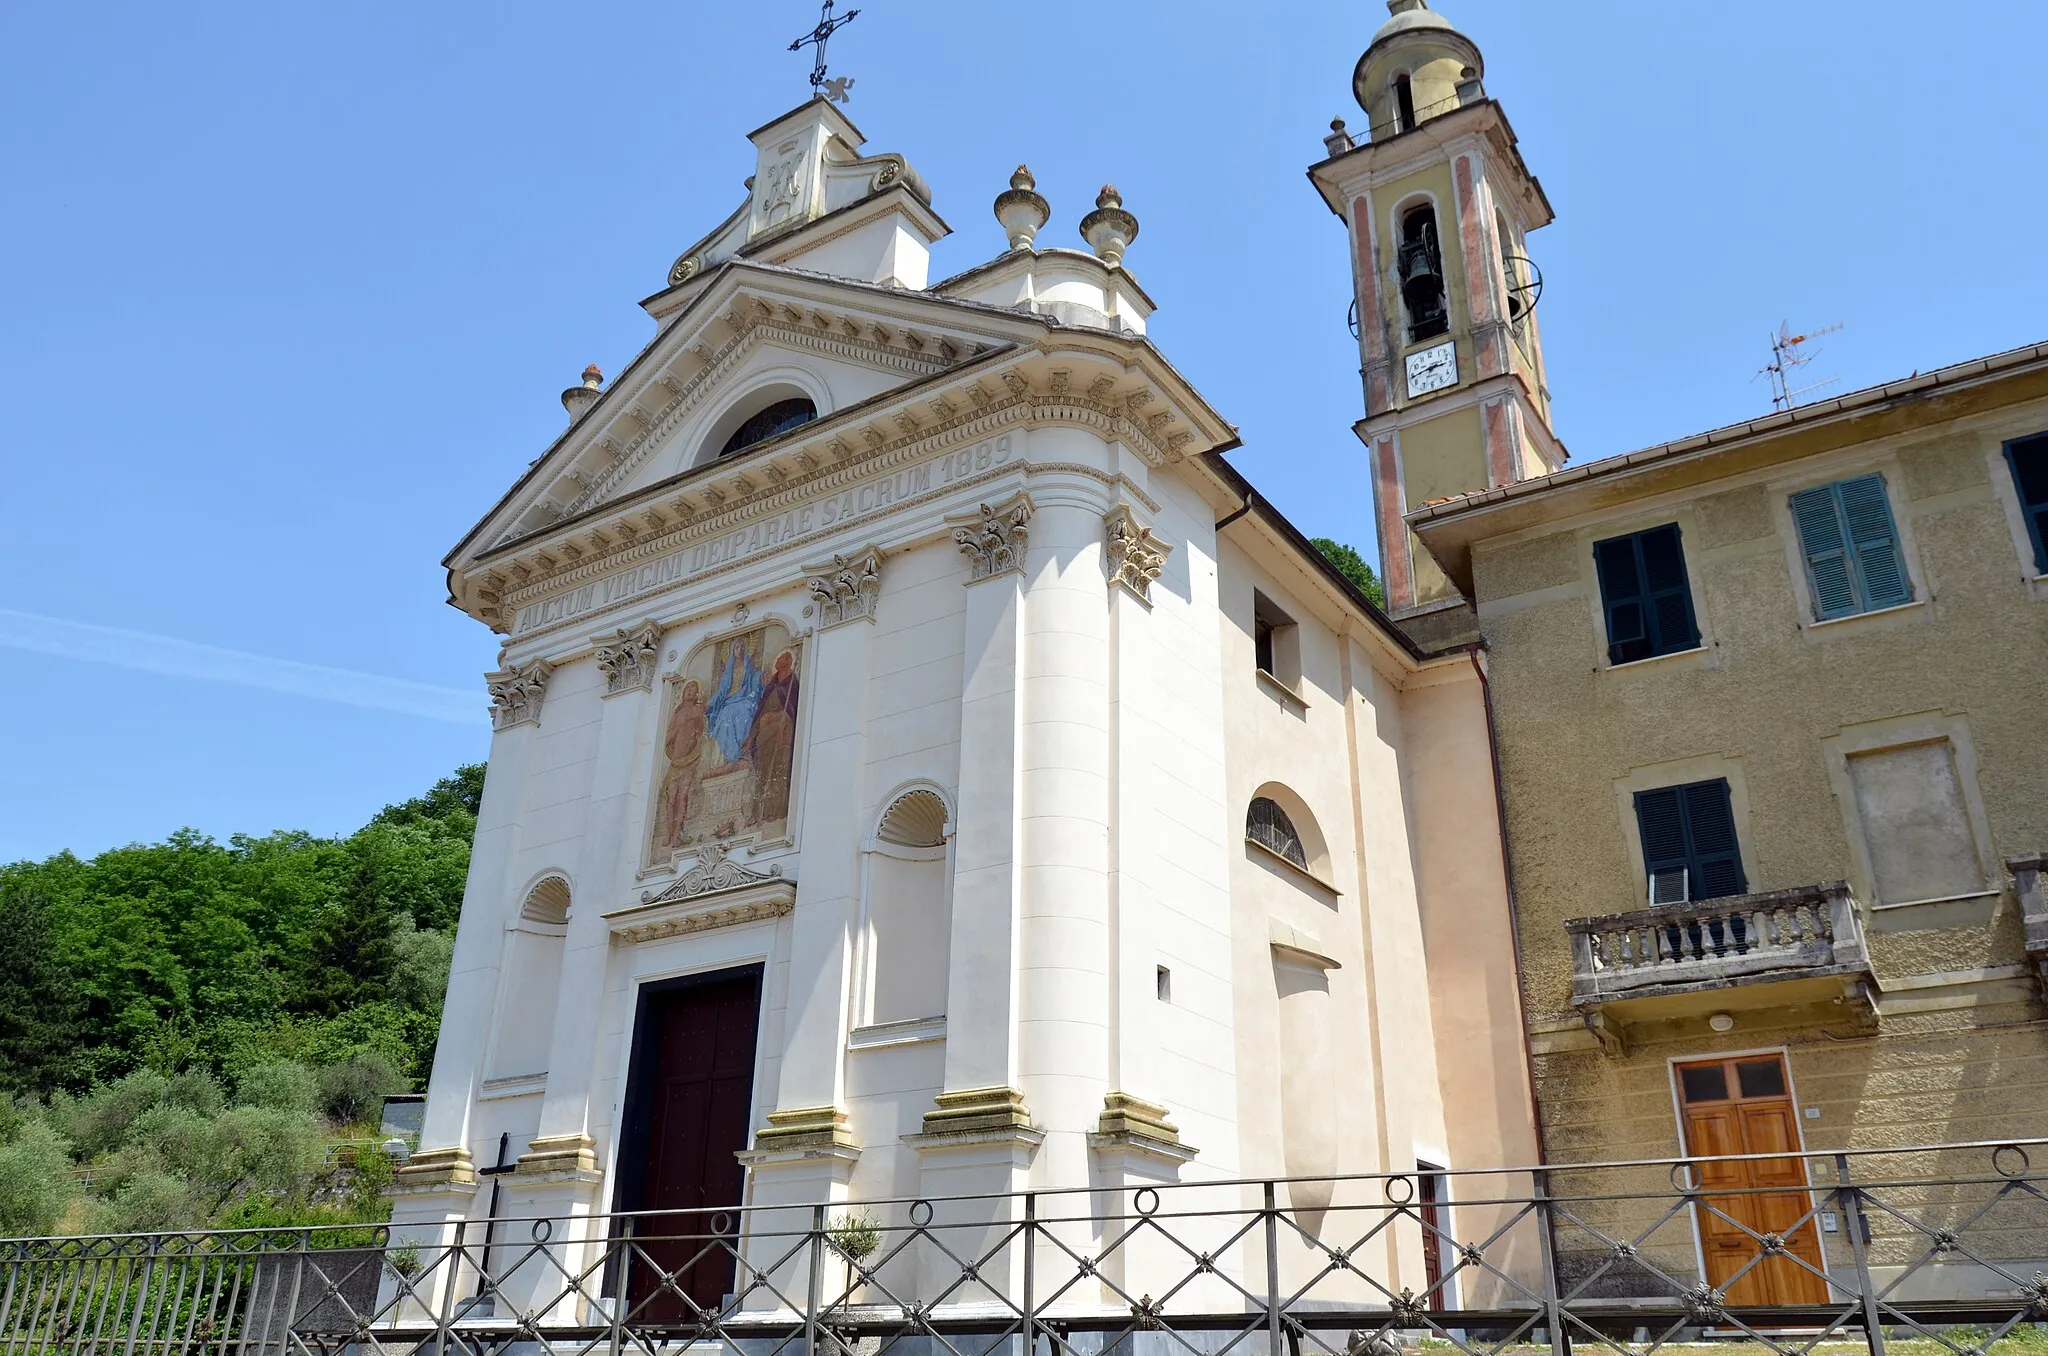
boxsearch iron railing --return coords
[3,1139,2046,1354]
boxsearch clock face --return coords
[1405,341,1458,398]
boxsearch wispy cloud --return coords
[0,608,482,725]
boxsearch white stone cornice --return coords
[604,879,796,947]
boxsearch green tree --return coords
[292,855,398,1017]
[0,882,85,1095]
[317,1050,409,1127]
[0,1121,76,1238]
[1310,537,1387,610]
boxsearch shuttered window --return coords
[1634,779,1747,903]
[1593,524,1700,665]
[1788,474,1912,619]
[2006,433,2048,573]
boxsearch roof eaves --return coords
[1408,337,2048,528]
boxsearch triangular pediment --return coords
[443,262,1241,639]
[451,265,1041,562]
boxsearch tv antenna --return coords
[1757,320,1843,411]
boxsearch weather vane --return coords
[789,0,860,103]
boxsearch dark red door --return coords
[617,967,762,1322]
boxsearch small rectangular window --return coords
[1156,966,1172,1003]
[1679,1064,1729,1104]
[1593,524,1700,665]
[2005,433,2048,573]
[1789,473,1912,619]
[1252,592,1300,688]
[1635,778,1747,902]
[1736,1060,1788,1098]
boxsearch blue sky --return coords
[3,1,2044,862]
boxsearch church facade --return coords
[394,11,1538,1313]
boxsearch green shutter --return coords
[1790,485,1857,618]
[1595,526,1698,663]
[1635,780,1747,904]
[1792,475,1910,618]
[2007,435,2048,572]
[1839,474,1911,609]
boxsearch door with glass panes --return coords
[1674,1054,1830,1306]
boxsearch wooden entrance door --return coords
[1674,1054,1830,1306]
[616,967,762,1321]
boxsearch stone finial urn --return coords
[1079,185,1139,267]
[561,364,603,422]
[993,165,1051,251]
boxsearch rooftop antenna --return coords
[790,0,860,104]
[1757,320,1843,411]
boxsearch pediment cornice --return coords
[470,276,1032,560]
[449,341,1234,638]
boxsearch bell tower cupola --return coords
[1311,0,1563,635]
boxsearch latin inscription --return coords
[512,435,1014,635]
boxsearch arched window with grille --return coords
[719,397,816,458]
[1247,797,1308,870]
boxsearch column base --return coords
[514,1132,603,1182]
[749,1104,857,1152]
[389,1146,481,1196]
[1087,1092,1198,1165]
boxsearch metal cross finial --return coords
[789,0,860,94]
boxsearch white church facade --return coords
[395,0,1544,1316]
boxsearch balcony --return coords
[2011,852,2048,995]
[1567,882,1876,1050]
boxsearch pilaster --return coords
[940,491,1031,1099]
[528,632,662,1173]
[417,709,536,1156]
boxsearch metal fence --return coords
[3,1139,2046,1355]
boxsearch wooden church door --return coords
[616,966,762,1321]
[1675,1054,1830,1307]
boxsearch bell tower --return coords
[1310,0,1563,636]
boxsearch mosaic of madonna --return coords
[649,621,802,861]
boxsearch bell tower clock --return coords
[1310,0,1565,638]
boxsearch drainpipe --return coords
[1467,640,1554,1168]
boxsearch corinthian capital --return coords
[805,546,882,630]
[486,659,553,730]
[1104,504,1171,605]
[947,490,1034,583]
[594,619,665,695]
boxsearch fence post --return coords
[1263,1182,1282,1356]
[1834,1153,1887,1356]
[121,1237,156,1356]
[610,1216,631,1356]
[433,1219,466,1356]
[1022,1193,1037,1356]
[1531,1168,1569,1356]
[0,1243,20,1344]
[806,1202,827,1356]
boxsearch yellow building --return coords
[1410,344,2048,1300]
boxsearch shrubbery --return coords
[0,766,480,1238]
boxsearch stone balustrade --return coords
[1568,881,1869,1007]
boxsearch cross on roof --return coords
[789,0,860,95]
